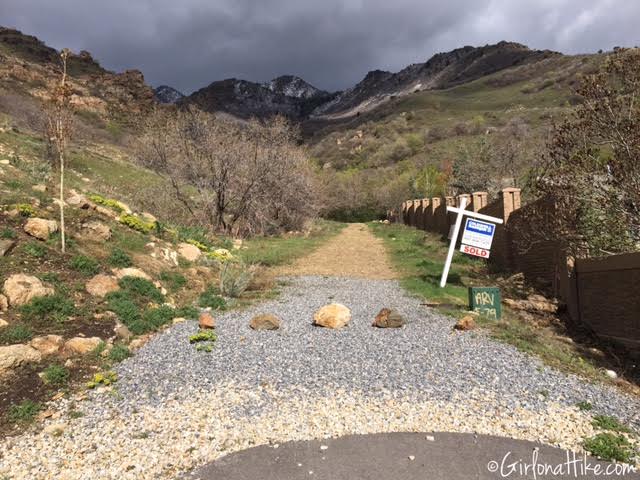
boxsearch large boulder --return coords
[66,192,91,208]
[0,344,42,375]
[30,335,64,356]
[80,221,112,241]
[3,274,54,307]
[86,274,119,298]
[199,311,216,329]
[64,337,102,355]
[313,303,351,329]
[23,218,58,240]
[372,308,405,328]
[177,242,202,262]
[113,268,151,281]
[250,314,281,331]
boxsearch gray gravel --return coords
[112,275,640,426]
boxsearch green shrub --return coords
[219,261,254,298]
[107,248,133,268]
[198,285,227,309]
[105,291,141,326]
[39,272,60,283]
[15,203,36,217]
[576,401,593,411]
[7,400,41,424]
[108,343,130,362]
[70,254,100,276]
[0,324,33,343]
[0,227,16,239]
[42,364,69,386]
[118,276,164,304]
[20,294,76,323]
[86,371,117,389]
[189,329,218,343]
[89,194,126,213]
[583,433,636,463]
[118,214,155,233]
[175,305,199,319]
[592,414,631,433]
[160,270,187,291]
[23,241,47,258]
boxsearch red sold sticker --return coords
[460,243,490,258]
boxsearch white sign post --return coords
[439,198,504,288]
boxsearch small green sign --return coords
[468,287,501,320]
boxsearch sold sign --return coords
[460,243,490,258]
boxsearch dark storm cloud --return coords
[2,0,639,93]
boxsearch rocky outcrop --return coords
[64,337,102,355]
[199,311,215,329]
[24,218,58,240]
[80,221,111,240]
[3,274,54,307]
[113,268,151,281]
[30,335,64,356]
[177,243,202,262]
[86,274,119,298]
[0,344,42,375]
[313,303,351,329]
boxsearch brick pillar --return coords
[443,196,455,235]
[418,198,430,230]
[412,199,421,227]
[401,202,408,224]
[501,188,521,222]
[471,192,488,212]
[457,193,471,209]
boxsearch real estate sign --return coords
[460,218,496,258]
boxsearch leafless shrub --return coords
[137,106,320,236]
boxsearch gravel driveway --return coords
[2,275,639,479]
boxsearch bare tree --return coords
[45,48,73,253]
[138,107,319,235]
[531,48,640,256]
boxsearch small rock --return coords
[605,369,618,379]
[43,423,66,436]
[408,455,415,461]
[129,337,148,350]
[0,239,17,257]
[0,344,42,375]
[23,217,58,241]
[32,184,47,192]
[172,317,187,324]
[95,205,118,219]
[426,435,435,441]
[86,274,119,298]
[199,311,215,329]
[0,318,7,328]
[177,243,202,262]
[114,323,132,343]
[0,294,7,311]
[250,314,281,331]
[66,192,90,208]
[64,337,102,355]
[80,221,112,240]
[113,268,151,281]
[372,308,405,328]
[3,274,54,306]
[454,315,476,331]
[30,335,64,356]
[313,303,351,329]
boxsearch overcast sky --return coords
[1,0,638,93]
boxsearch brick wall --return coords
[394,188,640,354]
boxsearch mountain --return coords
[154,85,184,104]
[185,75,335,120]
[312,42,560,119]
[182,42,559,121]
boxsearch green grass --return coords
[20,293,76,324]
[368,222,483,305]
[107,247,133,268]
[592,415,632,433]
[69,254,101,276]
[107,343,131,363]
[0,324,33,343]
[41,364,70,386]
[240,220,345,266]
[576,401,593,411]
[0,227,16,239]
[583,433,636,463]
[160,270,187,291]
[198,285,226,310]
[7,400,41,424]
[22,241,47,258]
[117,276,164,303]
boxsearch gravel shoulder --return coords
[2,275,639,479]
